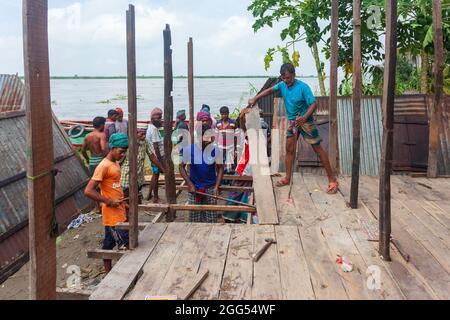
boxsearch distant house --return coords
[0,74,93,283]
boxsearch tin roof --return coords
[0,75,93,282]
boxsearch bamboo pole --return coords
[427,0,444,178]
[126,4,139,249]
[23,0,56,299]
[350,0,362,209]
[379,0,398,261]
[188,37,194,144]
[163,25,177,222]
[329,0,339,174]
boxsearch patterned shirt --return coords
[120,140,155,188]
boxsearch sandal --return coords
[275,177,290,187]
[327,180,339,194]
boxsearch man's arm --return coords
[153,142,162,160]
[214,164,224,196]
[84,180,121,207]
[248,87,276,107]
[179,162,196,193]
[81,139,90,163]
[100,133,109,156]
[296,102,317,126]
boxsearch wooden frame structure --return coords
[21,0,447,300]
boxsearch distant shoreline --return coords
[17,75,319,80]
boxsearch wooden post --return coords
[126,4,138,248]
[188,37,194,144]
[163,25,177,222]
[23,0,56,300]
[427,0,444,178]
[328,0,339,174]
[379,0,398,261]
[350,0,362,209]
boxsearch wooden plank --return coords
[116,222,149,230]
[89,224,167,300]
[350,0,362,209]
[163,24,177,222]
[219,225,254,300]
[177,184,253,193]
[138,203,170,212]
[156,224,213,297]
[303,175,382,300]
[152,212,166,223]
[87,249,125,260]
[127,223,191,300]
[171,204,256,213]
[328,0,339,174]
[428,0,444,177]
[245,106,279,224]
[23,0,56,300]
[251,225,282,299]
[145,174,252,182]
[427,200,450,227]
[191,225,232,299]
[188,37,194,144]
[56,288,92,300]
[180,270,209,300]
[362,197,449,299]
[275,225,315,299]
[273,176,303,225]
[378,0,398,260]
[126,4,139,249]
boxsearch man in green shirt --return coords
[248,63,338,194]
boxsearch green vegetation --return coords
[248,0,450,96]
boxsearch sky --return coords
[0,0,322,77]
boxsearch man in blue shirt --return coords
[248,63,338,194]
[179,124,225,222]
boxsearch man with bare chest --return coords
[82,116,109,176]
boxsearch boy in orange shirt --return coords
[84,133,129,273]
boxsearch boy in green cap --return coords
[84,133,129,273]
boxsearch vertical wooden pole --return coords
[329,0,339,174]
[188,37,194,144]
[23,0,56,300]
[163,25,177,222]
[379,0,398,261]
[350,0,362,209]
[126,4,138,248]
[427,0,444,178]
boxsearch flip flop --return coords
[327,180,339,194]
[275,177,290,187]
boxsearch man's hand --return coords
[188,183,196,194]
[247,98,257,108]
[105,198,121,208]
[295,116,307,127]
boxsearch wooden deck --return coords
[90,174,450,300]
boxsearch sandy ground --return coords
[0,185,188,300]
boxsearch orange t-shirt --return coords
[92,158,126,226]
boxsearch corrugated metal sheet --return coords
[338,97,383,176]
[0,76,93,280]
[0,75,25,112]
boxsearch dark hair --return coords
[280,63,295,75]
[201,104,210,111]
[201,123,212,135]
[220,106,229,114]
[108,109,118,118]
[93,116,106,129]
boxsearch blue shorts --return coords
[102,226,129,250]
[151,156,164,174]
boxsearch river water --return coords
[50,77,319,121]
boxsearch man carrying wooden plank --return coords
[84,133,130,273]
[179,124,225,222]
[248,63,339,194]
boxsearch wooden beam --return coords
[180,269,209,300]
[56,288,92,300]
[145,174,252,182]
[328,0,339,174]
[138,203,170,212]
[126,4,139,249]
[428,0,444,178]
[87,249,126,260]
[163,24,177,222]
[116,222,149,230]
[379,0,398,262]
[176,184,253,193]
[23,0,56,300]
[140,203,256,213]
[245,106,279,224]
[152,212,166,223]
[350,0,362,209]
[188,37,194,144]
